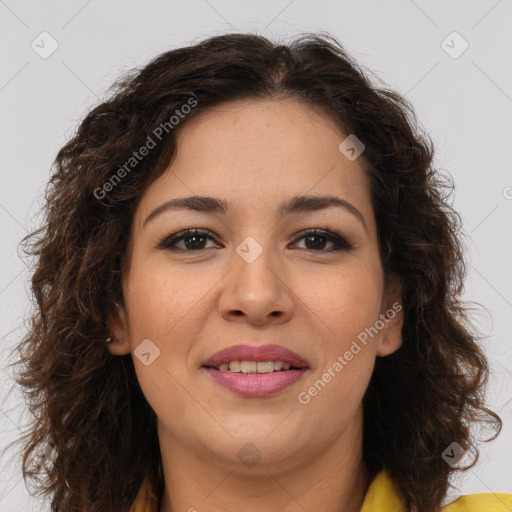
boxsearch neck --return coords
[157,413,370,512]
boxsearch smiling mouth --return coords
[202,362,309,397]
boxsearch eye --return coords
[157,228,353,253]
[158,229,219,252]
[291,229,353,252]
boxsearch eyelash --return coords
[157,228,353,253]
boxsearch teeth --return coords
[240,361,257,373]
[256,361,274,373]
[215,360,297,373]
[229,361,241,372]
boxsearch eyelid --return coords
[157,228,219,250]
[291,228,353,251]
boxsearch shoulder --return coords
[442,492,512,511]
[360,469,512,512]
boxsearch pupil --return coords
[185,235,206,250]
[305,235,326,250]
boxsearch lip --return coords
[202,343,309,368]
[204,367,308,397]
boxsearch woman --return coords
[14,32,512,512]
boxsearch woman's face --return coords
[108,97,403,471]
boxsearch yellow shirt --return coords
[129,469,512,512]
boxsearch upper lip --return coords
[202,343,309,368]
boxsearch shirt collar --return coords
[360,469,405,511]
[130,468,402,512]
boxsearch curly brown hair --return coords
[9,32,501,512]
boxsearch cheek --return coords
[294,265,380,423]
[122,254,226,386]
[297,346,375,440]
[296,260,383,349]
[124,257,213,339]
[123,261,209,430]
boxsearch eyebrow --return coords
[143,194,368,232]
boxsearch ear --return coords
[106,301,131,356]
[376,276,404,357]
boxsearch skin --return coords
[108,97,404,512]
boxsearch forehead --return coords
[174,97,353,171]
[136,97,373,223]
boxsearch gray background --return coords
[1,0,511,510]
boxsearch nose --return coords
[218,245,294,327]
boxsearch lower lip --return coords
[203,368,308,397]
